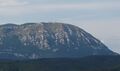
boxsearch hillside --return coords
[0,22,117,59]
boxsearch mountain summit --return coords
[0,22,117,59]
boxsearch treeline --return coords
[0,55,120,71]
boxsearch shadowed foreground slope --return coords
[0,55,120,71]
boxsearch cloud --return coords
[0,0,28,6]
[0,1,120,16]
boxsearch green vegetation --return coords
[0,55,119,71]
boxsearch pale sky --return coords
[0,0,120,53]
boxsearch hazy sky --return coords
[0,0,120,53]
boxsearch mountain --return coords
[0,22,117,59]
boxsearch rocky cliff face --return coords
[0,22,117,59]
